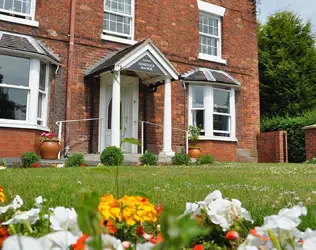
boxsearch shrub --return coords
[196,154,215,165]
[139,152,158,166]
[171,153,191,165]
[261,109,316,162]
[100,146,124,166]
[21,152,40,168]
[65,153,85,168]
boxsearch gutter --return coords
[65,0,76,153]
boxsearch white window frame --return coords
[188,83,236,142]
[0,0,39,27]
[101,0,136,45]
[0,53,50,131]
[197,0,226,64]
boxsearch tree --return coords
[259,11,316,117]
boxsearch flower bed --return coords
[0,186,315,250]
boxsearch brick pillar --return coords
[304,125,316,161]
[257,131,288,163]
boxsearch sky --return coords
[258,0,316,30]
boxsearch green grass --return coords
[1,163,316,230]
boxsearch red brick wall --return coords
[195,140,237,162]
[0,0,259,160]
[257,131,288,163]
[304,127,316,161]
[0,128,43,158]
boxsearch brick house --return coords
[0,0,260,162]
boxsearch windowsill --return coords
[0,122,50,132]
[101,34,137,45]
[0,14,39,27]
[198,136,237,142]
[198,53,227,64]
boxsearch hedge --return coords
[261,109,316,163]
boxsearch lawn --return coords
[1,163,316,230]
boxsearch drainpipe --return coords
[64,0,76,154]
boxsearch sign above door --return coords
[127,54,164,75]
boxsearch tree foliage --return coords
[259,11,316,117]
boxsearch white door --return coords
[100,75,139,153]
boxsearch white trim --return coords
[0,122,50,132]
[198,136,237,142]
[197,0,226,17]
[101,34,137,45]
[0,14,39,27]
[117,40,179,80]
[188,84,236,141]
[198,53,227,64]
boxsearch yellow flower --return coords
[0,186,6,203]
[52,164,57,168]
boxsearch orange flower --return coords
[0,227,9,248]
[155,204,163,215]
[225,231,239,241]
[72,234,89,250]
[0,186,6,203]
[106,220,117,234]
[149,234,163,244]
[193,245,204,250]
[195,214,203,225]
[250,228,259,237]
[136,225,144,236]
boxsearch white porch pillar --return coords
[160,77,175,157]
[111,71,121,148]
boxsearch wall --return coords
[0,0,259,160]
[304,126,316,161]
[257,131,288,163]
[0,128,43,158]
[195,140,237,162]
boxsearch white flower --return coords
[57,164,64,168]
[2,235,42,250]
[35,196,44,208]
[2,232,78,250]
[2,208,40,225]
[0,166,6,170]
[50,207,81,237]
[39,231,78,250]
[85,234,123,250]
[0,195,24,214]
[136,242,155,250]
[204,190,222,203]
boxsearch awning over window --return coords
[181,68,240,88]
[0,31,60,64]
[85,38,179,85]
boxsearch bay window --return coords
[102,0,135,44]
[189,84,236,140]
[0,54,49,128]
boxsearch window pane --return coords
[191,86,204,108]
[0,55,30,87]
[213,114,229,132]
[199,35,218,56]
[199,13,219,36]
[214,90,230,114]
[104,0,131,15]
[192,110,204,131]
[1,0,31,14]
[37,93,43,119]
[104,12,131,36]
[0,87,27,120]
[39,62,46,91]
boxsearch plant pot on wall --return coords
[188,147,201,158]
[39,141,61,160]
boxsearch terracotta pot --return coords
[39,141,61,160]
[188,147,201,158]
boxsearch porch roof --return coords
[181,68,241,88]
[85,38,179,85]
[0,31,60,64]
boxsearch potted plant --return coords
[39,132,61,160]
[188,125,201,158]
